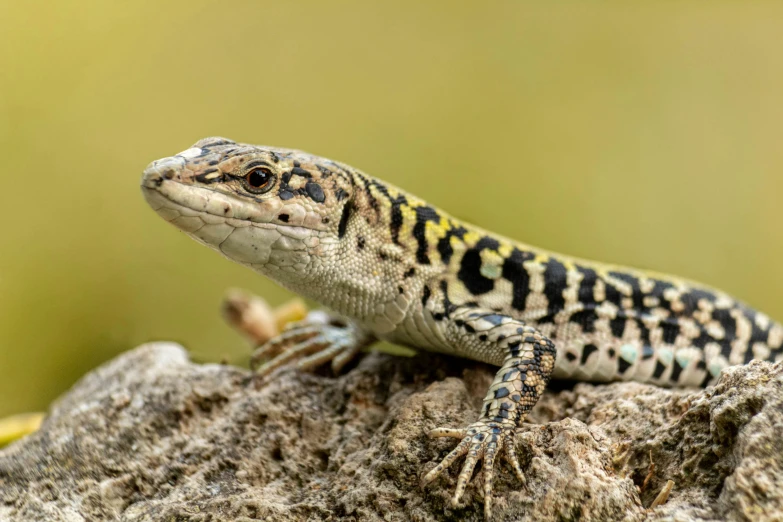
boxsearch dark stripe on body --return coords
[502,248,534,311]
[412,206,440,264]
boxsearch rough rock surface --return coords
[1,343,782,522]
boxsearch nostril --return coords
[160,167,176,180]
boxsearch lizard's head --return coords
[141,137,355,276]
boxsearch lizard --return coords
[141,137,783,520]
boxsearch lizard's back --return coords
[402,223,783,387]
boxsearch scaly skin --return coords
[141,137,783,520]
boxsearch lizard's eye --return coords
[243,168,275,194]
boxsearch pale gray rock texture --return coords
[1,342,781,521]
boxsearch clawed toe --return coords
[423,420,525,520]
[250,319,372,377]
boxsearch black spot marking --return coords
[610,317,626,338]
[356,173,380,213]
[502,247,534,311]
[653,360,667,379]
[635,319,652,347]
[746,309,771,364]
[543,258,567,317]
[278,213,289,223]
[337,202,352,239]
[398,286,404,295]
[568,309,597,333]
[379,251,389,261]
[494,388,510,399]
[412,206,440,264]
[581,344,599,365]
[457,237,499,296]
[650,279,676,312]
[661,321,680,345]
[642,345,655,360]
[603,281,622,307]
[403,267,416,278]
[194,168,221,184]
[422,285,431,307]
[576,266,598,306]
[440,280,453,318]
[291,167,311,177]
[436,224,467,265]
[670,358,684,382]
[279,190,294,201]
[335,188,348,201]
[609,271,646,310]
[565,352,577,362]
[369,179,407,243]
[305,181,325,203]
[617,356,633,374]
[681,288,718,315]
[357,236,365,250]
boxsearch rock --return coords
[1,342,781,521]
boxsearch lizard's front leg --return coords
[421,306,557,520]
[251,311,375,376]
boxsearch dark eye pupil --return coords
[247,169,269,187]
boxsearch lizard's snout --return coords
[141,157,184,189]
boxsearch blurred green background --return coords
[1,1,782,418]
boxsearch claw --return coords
[421,437,471,487]
[254,336,330,376]
[250,317,372,378]
[250,325,322,369]
[296,341,348,371]
[423,420,523,520]
[331,342,363,372]
[452,440,482,506]
[483,444,498,519]
[429,427,466,439]
[504,435,526,485]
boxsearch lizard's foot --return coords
[250,311,372,377]
[422,420,525,520]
